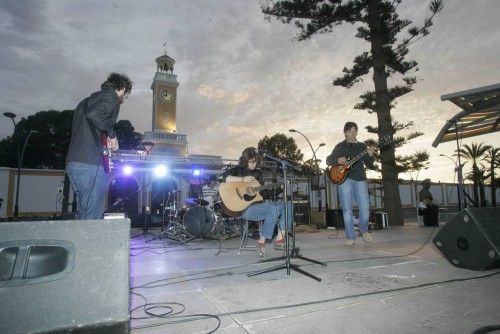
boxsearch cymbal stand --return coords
[128,180,156,239]
[147,190,194,243]
[247,152,326,282]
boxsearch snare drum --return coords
[183,206,217,238]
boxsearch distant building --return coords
[108,50,227,219]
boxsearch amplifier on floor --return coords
[0,219,130,334]
[326,209,344,228]
[294,203,310,225]
[374,211,388,229]
[433,207,500,271]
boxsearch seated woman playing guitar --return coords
[221,147,289,255]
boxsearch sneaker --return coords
[362,232,373,242]
[274,238,286,250]
[257,241,265,256]
[344,239,355,246]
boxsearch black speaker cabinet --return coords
[433,208,500,271]
[0,219,130,334]
[294,204,310,225]
[326,209,344,228]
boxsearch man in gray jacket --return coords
[66,73,132,219]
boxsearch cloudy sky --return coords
[1,0,499,183]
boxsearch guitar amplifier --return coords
[294,203,310,225]
[374,211,388,229]
[326,209,344,228]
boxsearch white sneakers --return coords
[362,232,373,242]
[344,232,373,246]
[344,239,355,246]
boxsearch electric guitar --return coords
[218,179,283,214]
[100,131,112,173]
[328,136,392,185]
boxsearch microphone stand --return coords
[247,152,326,282]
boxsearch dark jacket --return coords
[66,82,120,165]
[418,204,439,226]
[326,141,374,181]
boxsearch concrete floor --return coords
[129,220,500,334]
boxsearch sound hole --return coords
[456,237,469,251]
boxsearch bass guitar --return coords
[100,131,112,173]
[218,180,283,214]
[328,136,391,185]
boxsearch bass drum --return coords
[183,206,217,238]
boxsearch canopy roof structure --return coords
[432,83,500,147]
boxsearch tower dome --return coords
[155,54,175,74]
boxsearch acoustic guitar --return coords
[328,136,392,185]
[218,180,283,214]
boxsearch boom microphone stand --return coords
[247,152,326,282]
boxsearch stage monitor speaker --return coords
[0,219,130,334]
[433,208,500,271]
[294,203,310,225]
[326,209,344,228]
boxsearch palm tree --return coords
[483,147,499,206]
[455,143,492,207]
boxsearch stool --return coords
[238,219,263,255]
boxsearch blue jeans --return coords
[271,200,293,232]
[338,178,370,240]
[66,162,108,220]
[241,202,279,240]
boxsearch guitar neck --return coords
[346,150,368,167]
[252,182,280,193]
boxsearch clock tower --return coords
[151,53,179,132]
[142,51,188,157]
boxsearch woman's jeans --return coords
[241,200,292,239]
[66,162,108,220]
[338,178,370,240]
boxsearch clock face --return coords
[159,89,173,103]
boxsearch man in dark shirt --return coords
[223,147,290,255]
[326,122,375,246]
[418,195,439,227]
[66,73,132,219]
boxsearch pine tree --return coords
[261,0,443,225]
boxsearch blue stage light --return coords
[154,165,168,178]
[193,169,201,176]
[123,165,133,175]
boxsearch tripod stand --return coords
[146,189,194,243]
[247,152,326,282]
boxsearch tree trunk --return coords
[479,180,486,207]
[368,0,404,225]
[472,164,479,207]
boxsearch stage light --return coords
[193,169,201,176]
[123,165,133,175]
[154,165,168,178]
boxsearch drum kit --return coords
[154,187,241,242]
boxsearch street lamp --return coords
[3,112,20,218]
[3,112,40,218]
[289,129,326,211]
[13,130,39,218]
[439,153,466,211]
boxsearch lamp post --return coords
[3,111,38,219]
[289,129,326,211]
[439,153,465,211]
[3,112,19,218]
[14,130,38,218]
